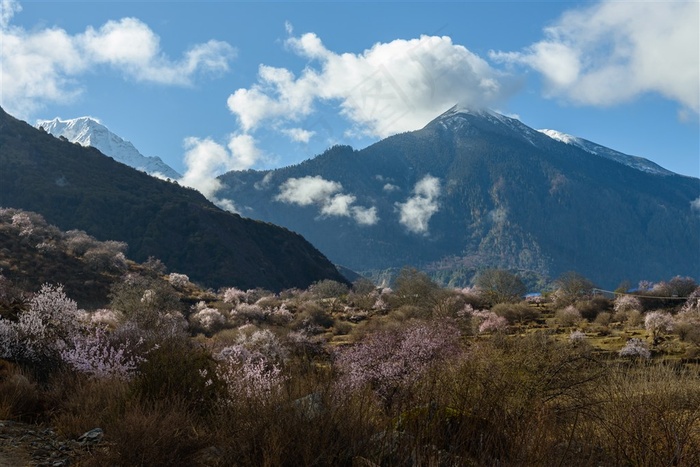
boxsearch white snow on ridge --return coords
[36,117,181,180]
[537,129,674,176]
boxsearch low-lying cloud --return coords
[275,176,378,225]
[396,175,441,234]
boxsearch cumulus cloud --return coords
[396,175,441,234]
[0,0,236,116]
[281,127,316,143]
[227,30,513,139]
[275,176,378,225]
[490,0,699,114]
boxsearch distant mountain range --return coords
[216,105,700,288]
[0,106,346,291]
[36,116,181,180]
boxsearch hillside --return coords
[218,106,700,288]
[0,107,346,291]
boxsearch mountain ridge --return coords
[0,107,346,291]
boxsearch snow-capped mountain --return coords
[36,117,181,180]
[537,128,674,176]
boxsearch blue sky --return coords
[2,0,698,197]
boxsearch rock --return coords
[77,427,103,446]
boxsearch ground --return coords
[0,420,89,467]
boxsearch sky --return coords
[1,0,698,201]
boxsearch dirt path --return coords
[0,420,87,466]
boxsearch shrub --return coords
[131,338,222,413]
[109,274,182,329]
[577,296,612,321]
[0,360,43,421]
[86,398,207,467]
[309,280,349,299]
[491,302,540,325]
[594,311,612,327]
[555,305,582,327]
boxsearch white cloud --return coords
[275,176,378,225]
[351,206,379,226]
[276,176,342,206]
[490,0,699,113]
[0,0,236,117]
[227,31,513,139]
[227,133,264,169]
[320,193,356,217]
[383,183,400,192]
[179,137,242,213]
[396,175,441,234]
[0,0,21,29]
[282,127,315,143]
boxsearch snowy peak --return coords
[429,105,547,147]
[36,117,181,180]
[538,129,674,176]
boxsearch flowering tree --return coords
[680,287,700,316]
[619,338,651,360]
[334,320,462,408]
[472,310,508,334]
[60,327,144,380]
[215,330,288,401]
[16,283,83,361]
[614,295,641,314]
[222,287,246,305]
[167,273,191,288]
[644,311,674,345]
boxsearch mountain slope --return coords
[36,116,181,179]
[0,107,346,291]
[218,106,700,288]
[537,128,674,176]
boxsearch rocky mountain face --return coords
[218,106,700,288]
[36,116,181,180]
[0,107,346,291]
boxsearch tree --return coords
[644,311,673,345]
[475,269,526,305]
[390,267,442,310]
[554,271,594,307]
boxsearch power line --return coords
[592,288,692,300]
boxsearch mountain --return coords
[36,116,181,180]
[0,107,346,291]
[218,105,700,288]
